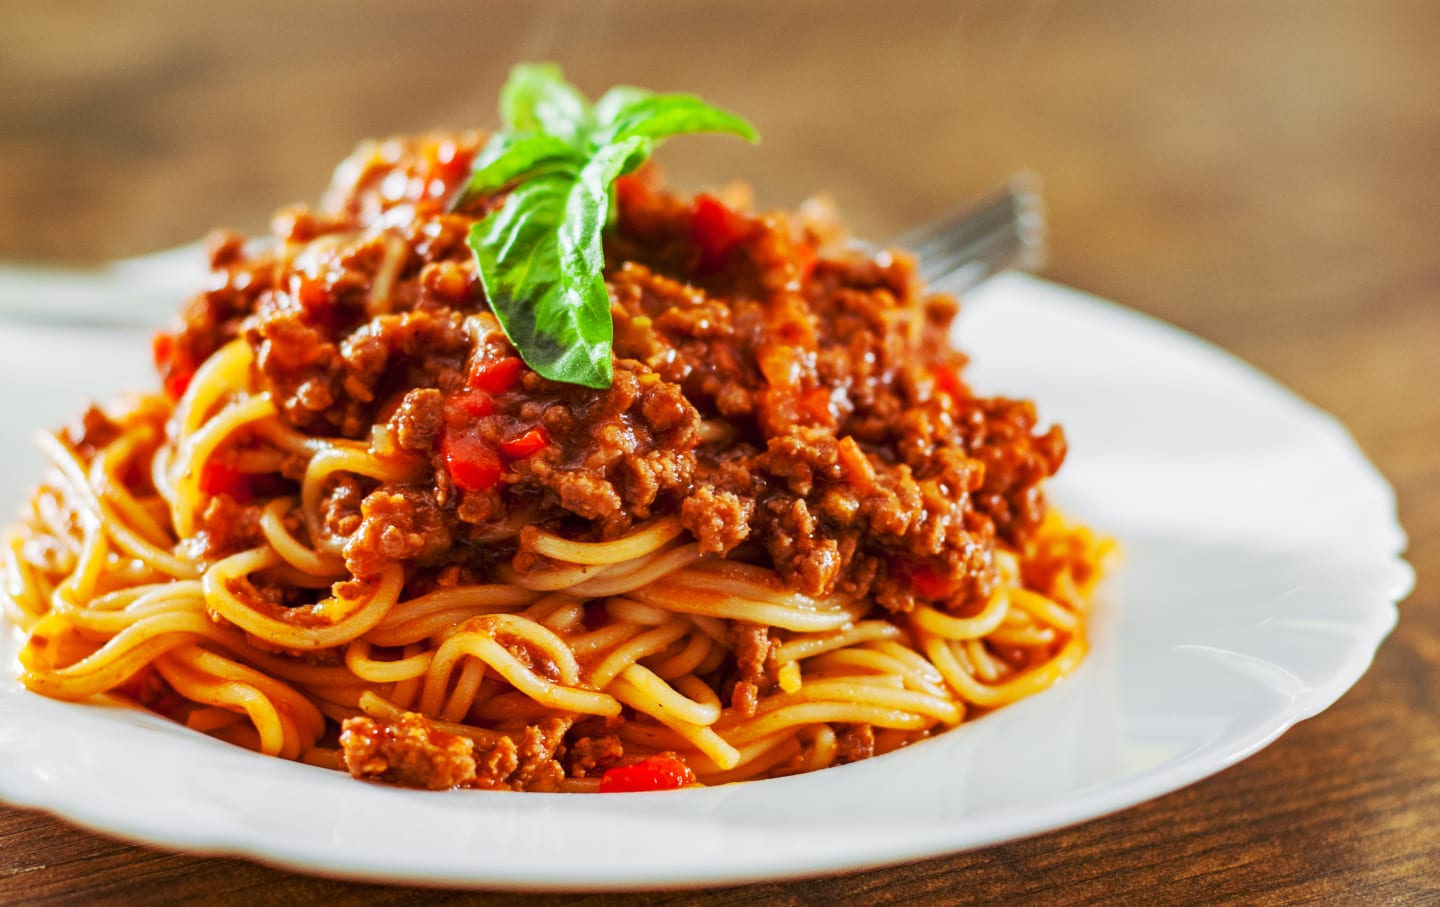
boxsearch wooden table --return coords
[3,2,1436,903]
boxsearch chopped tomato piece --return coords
[691,193,749,273]
[931,364,965,399]
[152,331,195,399]
[910,565,954,600]
[151,331,174,371]
[199,462,252,500]
[197,462,291,501]
[469,356,524,394]
[165,372,193,400]
[794,242,817,285]
[450,389,496,419]
[442,432,503,492]
[599,754,697,793]
[498,425,549,459]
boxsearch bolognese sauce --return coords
[162,132,1065,613]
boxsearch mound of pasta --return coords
[2,128,1110,792]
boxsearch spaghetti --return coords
[1,131,1112,792]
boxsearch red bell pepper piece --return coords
[442,431,503,492]
[931,364,965,399]
[198,462,291,502]
[691,194,749,274]
[599,753,697,793]
[909,565,954,600]
[468,356,524,395]
[498,425,549,460]
[450,388,496,419]
[199,462,252,500]
[152,331,195,400]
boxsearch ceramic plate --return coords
[0,271,1412,889]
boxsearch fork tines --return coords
[894,171,1048,293]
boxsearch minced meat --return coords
[165,131,1065,619]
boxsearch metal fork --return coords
[895,170,1048,293]
[0,175,1046,326]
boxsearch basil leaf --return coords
[457,132,581,204]
[560,134,651,276]
[500,62,592,147]
[600,93,760,146]
[470,172,613,389]
[593,85,653,129]
[463,64,761,389]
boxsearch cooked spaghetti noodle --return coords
[2,131,1112,792]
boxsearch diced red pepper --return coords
[152,331,195,400]
[599,754,697,793]
[151,331,174,371]
[910,565,954,600]
[691,193,750,274]
[166,371,193,400]
[468,356,524,394]
[498,425,549,460]
[795,242,817,285]
[199,462,252,500]
[931,364,965,399]
[450,388,496,419]
[442,431,503,492]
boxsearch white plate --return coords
[0,273,1413,890]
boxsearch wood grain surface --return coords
[2,2,1436,904]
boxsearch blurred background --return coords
[3,2,1436,425]
[5,1,1437,438]
[1,1,1437,901]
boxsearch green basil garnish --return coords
[457,63,759,389]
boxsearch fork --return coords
[0,174,1046,327]
[895,170,1048,293]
